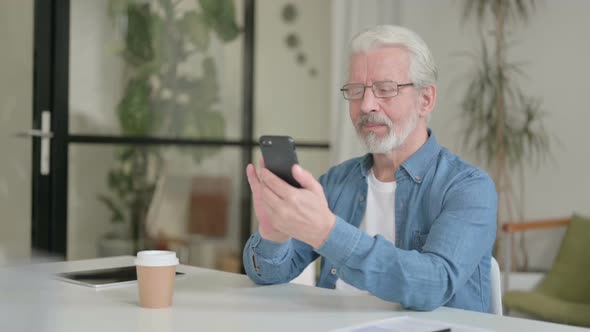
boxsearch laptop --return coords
[56,266,185,289]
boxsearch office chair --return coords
[502,214,590,327]
[490,256,503,315]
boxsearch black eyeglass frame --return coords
[340,81,414,100]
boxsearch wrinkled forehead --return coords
[348,46,411,82]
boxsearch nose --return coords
[360,87,378,114]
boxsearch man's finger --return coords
[292,164,323,194]
[246,164,261,190]
[260,168,297,199]
[261,184,283,213]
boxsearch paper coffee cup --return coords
[135,251,179,309]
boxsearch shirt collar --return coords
[359,129,441,183]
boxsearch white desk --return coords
[0,256,586,332]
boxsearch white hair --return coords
[350,25,438,88]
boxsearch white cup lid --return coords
[135,250,179,267]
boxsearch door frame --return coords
[31,0,70,256]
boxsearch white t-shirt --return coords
[335,168,396,292]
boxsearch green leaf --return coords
[118,78,155,136]
[150,15,174,69]
[107,170,119,189]
[198,0,241,42]
[117,147,136,162]
[125,3,155,64]
[183,57,220,115]
[98,194,125,224]
[181,11,210,51]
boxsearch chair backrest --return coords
[536,214,590,303]
[490,256,503,315]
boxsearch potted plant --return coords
[98,0,241,256]
[459,0,551,269]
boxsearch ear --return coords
[418,85,436,118]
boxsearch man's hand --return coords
[246,158,290,242]
[259,164,336,249]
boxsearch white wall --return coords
[0,0,33,262]
[254,0,332,176]
[397,0,590,270]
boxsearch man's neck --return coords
[372,127,429,182]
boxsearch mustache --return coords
[355,113,393,128]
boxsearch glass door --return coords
[32,0,253,273]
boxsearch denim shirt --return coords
[243,130,497,312]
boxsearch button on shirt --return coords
[243,130,497,313]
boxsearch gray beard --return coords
[355,112,418,153]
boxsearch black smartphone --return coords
[259,135,301,188]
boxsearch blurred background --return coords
[1,0,589,325]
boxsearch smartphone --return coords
[259,135,301,188]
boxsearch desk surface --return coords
[0,256,586,332]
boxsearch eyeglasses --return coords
[340,81,414,100]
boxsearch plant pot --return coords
[189,176,231,237]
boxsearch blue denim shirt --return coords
[243,130,497,312]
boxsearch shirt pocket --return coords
[413,231,430,252]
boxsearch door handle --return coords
[14,111,52,175]
[14,129,54,138]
